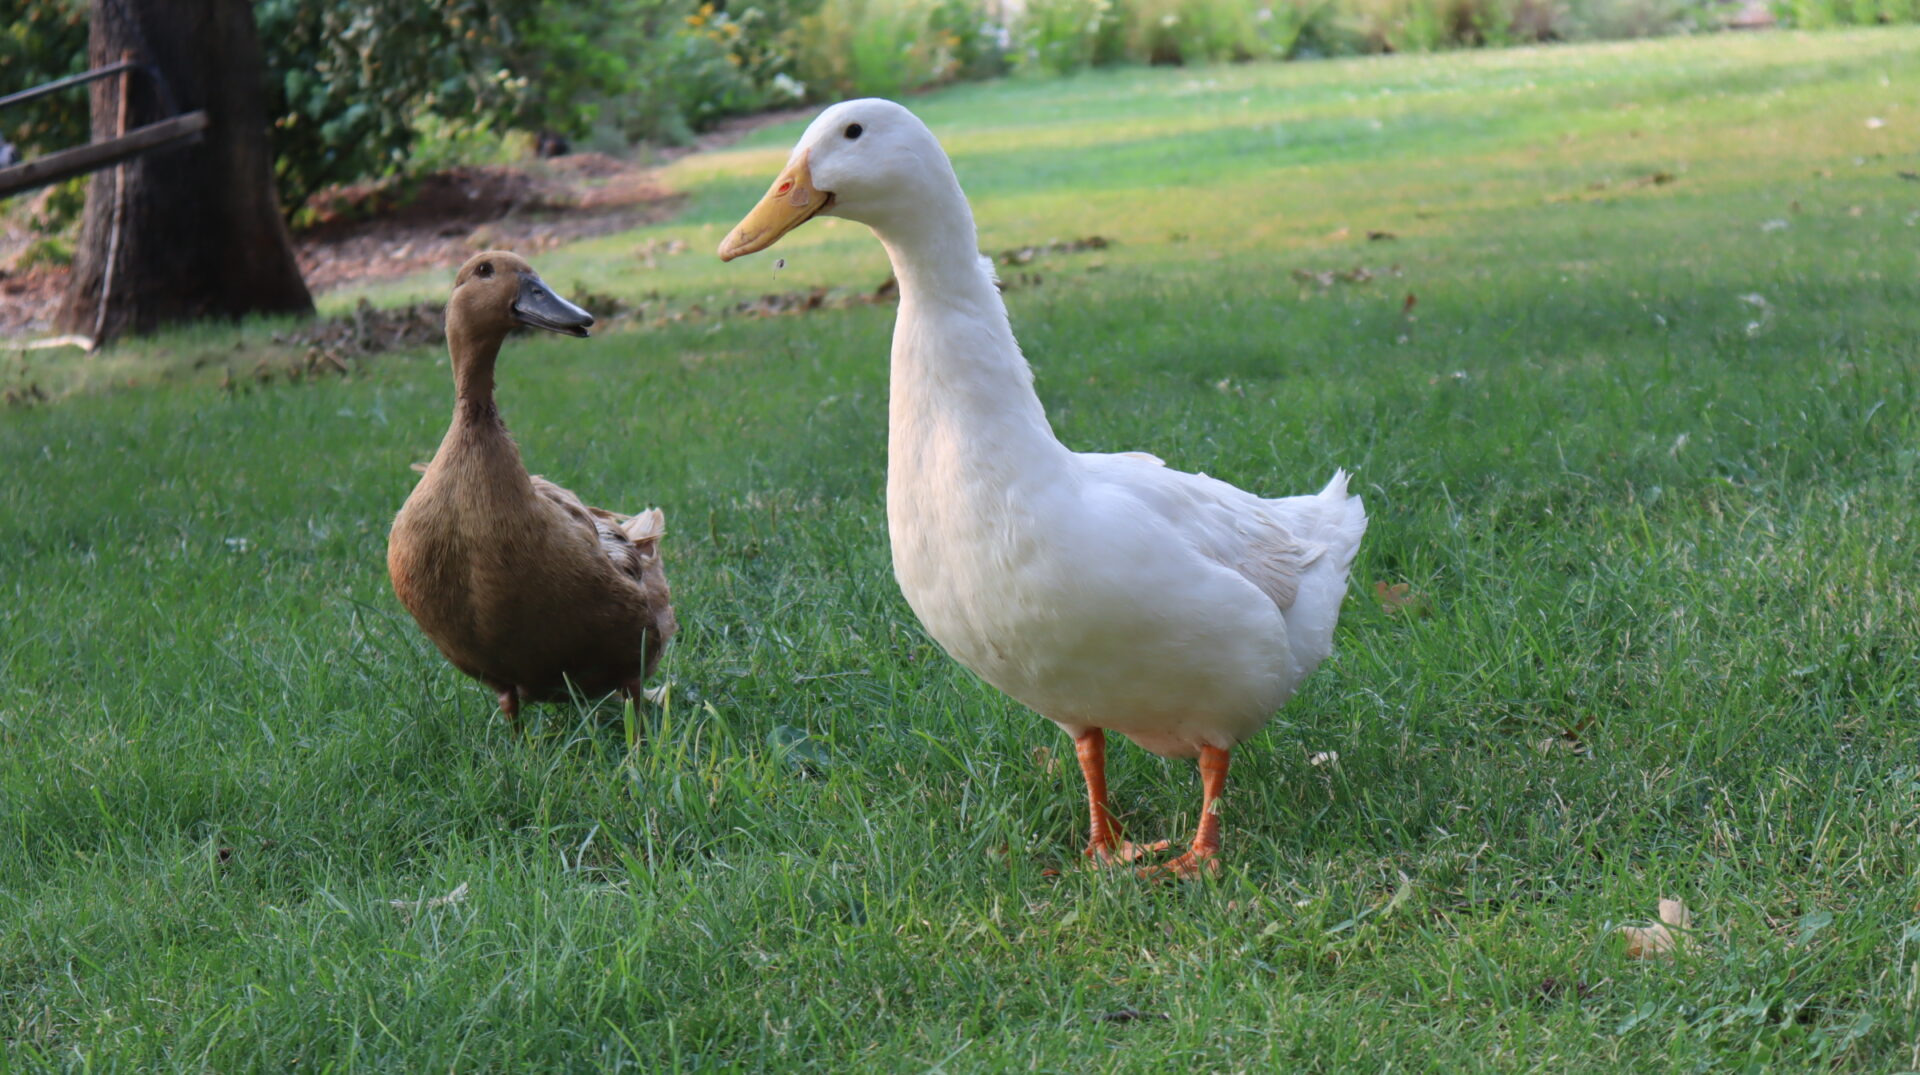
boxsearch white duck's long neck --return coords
[870,194,1071,491]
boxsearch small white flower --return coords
[770,72,807,100]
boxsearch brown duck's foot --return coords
[1139,846,1222,880]
[1084,837,1171,868]
[497,688,522,732]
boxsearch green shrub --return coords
[0,0,88,159]
[256,0,646,213]
[1773,0,1919,25]
[11,235,74,271]
[791,0,1001,97]
[1117,0,1265,63]
[1562,0,1712,36]
[1015,0,1124,73]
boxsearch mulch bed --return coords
[0,152,680,340]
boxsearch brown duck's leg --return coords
[1074,729,1167,866]
[497,688,522,732]
[1144,744,1228,880]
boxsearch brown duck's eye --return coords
[476,261,494,278]
[844,123,863,140]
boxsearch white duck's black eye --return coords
[844,123,863,140]
[476,261,494,279]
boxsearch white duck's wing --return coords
[528,475,665,587]
[1079,453,1363,615]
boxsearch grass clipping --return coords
[1620,899,1691,959]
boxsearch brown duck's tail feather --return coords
[620,508,666,547]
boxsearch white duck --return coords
[719,100,1367,877]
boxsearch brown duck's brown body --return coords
[387,252,675,721]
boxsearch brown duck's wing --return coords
[528,475,665,586]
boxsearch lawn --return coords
[4,28,1919,1071]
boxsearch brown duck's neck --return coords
[436,321,529,495]
[450,322,506,421]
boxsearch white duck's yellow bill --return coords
[718,150,832,261]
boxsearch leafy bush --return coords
[1560,0,1708,37]
[1772,0,1918,26]
[1117,0,1266,64]
[1015,0,1124,73]
[12,0,1920,232]
[256,0,648,215]
[789,0,1004,98]
[0,0,89,157]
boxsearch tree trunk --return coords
[57,0,312,342]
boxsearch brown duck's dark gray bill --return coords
[512,273,594,337]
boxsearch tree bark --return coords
[57,0,312,342]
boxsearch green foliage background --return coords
[4,0,1919,218]
[0,0,88,153]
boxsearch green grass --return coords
[5,28,1920,1071]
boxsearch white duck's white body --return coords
[720,99,1366,872]
[883,234,1365,758]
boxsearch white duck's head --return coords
[717,99,965,261]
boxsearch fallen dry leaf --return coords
[1291,265,1389,290]
[1535,730,1591,757]
[1096,1009,1167,1025]
[1308,750,1340,767]
[1032,745,1059,774]
[1620,898,1690,959]
[1536,976,1597,1001]
[1374,580,1427,615]
[1541,716,1596,758]
[390,881,470,921]
[997,236,1109,266]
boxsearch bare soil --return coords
[0,109,810,341]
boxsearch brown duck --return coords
[388,251,676,727]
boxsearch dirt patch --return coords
[2,109,821,342]
[293,158,685,294]
[0,263,66,338]
[0,155,679,340]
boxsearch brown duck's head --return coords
[449,251,595,340]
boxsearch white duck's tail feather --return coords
[1264,468,1368,572]
[1316,468,1368,573]
[1273,468,1367,681]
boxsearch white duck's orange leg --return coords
[1075,729,1168,866]
[1145,744,1228,879]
